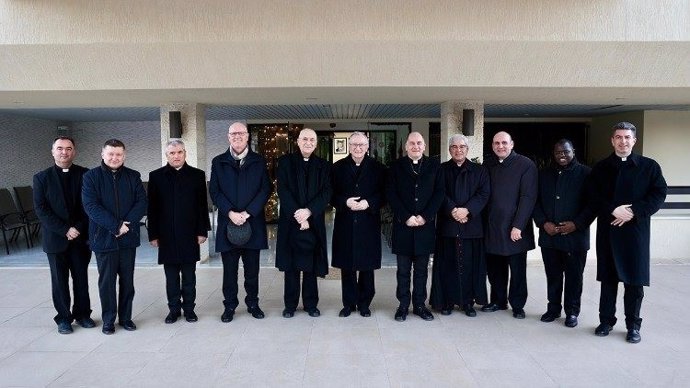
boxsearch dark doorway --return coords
[483,122,589,169]
[428,122,441,159]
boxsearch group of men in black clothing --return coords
[34,121,666,345]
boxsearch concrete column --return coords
[159,103,210,261]
[440,101,485,163]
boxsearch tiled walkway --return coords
[0,257,689,387]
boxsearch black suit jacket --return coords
[386,155,444,256]
[33,164,90,254]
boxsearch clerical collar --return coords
[55,164,71,173]
[621,156,628,161]
[303,157,310,162]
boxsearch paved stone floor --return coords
[0,256,689,387]
[1,213,689,387]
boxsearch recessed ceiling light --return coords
[13,101,24,104]
[305,97,318,101]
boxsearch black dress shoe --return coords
[481,303,508,312]
[282,309,295,318]
[440,305,453,316]
[165,311,181,324]
[413,306,434,321]
[184,311,198,322]
[221,309,235,323]
[359,307,371,317]
[339,306,353,317]
[75,317,96,329]
[463,304,477,317]
[512,308,526,319]
[595,323,613,337]
[540,311,561,323]
[626,329,641,344]
[305,307,321,317]
[248,306,265,319]
[57,321,73,334]
[564,315,578,328]
[102,323,115,335]
[118,320,137,331]
[394,307,408,322]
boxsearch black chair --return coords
[0,188,31,254]
[13,186,41,245]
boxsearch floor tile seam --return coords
[525,350,559,386]
[454,348,482,386]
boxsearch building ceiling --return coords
[2,104,688,123]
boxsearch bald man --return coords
[483,131,537,319]
[210,122,271,323]
[386,132,444,322]
[275,128,332,318]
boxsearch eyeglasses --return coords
[350,143,368,149]
[450,145,468,150]
[229,132,248,137]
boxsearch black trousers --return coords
[341,269,375,310]
[95,248,136,325]
[284,270,318,311]
[486,252,527,309]
[221,248,260,310]
[47,242,92,324]
[163,262,197,313]
[599,281,644,330]
[541,248,587,316]
[396,255,430,309]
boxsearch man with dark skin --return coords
[533,139,594,328]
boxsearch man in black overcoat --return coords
[387,132,443,322]
[589,122,667,344]
[533,139,594,328]
[483,131,538,319]
[430,134,490,317]
[331,131,386,318]
[209,122,271,322]
[33,136,95,334]
[275,128,332,318]
[148,139,210,324]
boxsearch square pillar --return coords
[440,101,484,163]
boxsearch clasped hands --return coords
[611,204,634,226]
[229,210,250,226]
[544,221,577,236]
[65,227,80,240]
[405,215,426,227]
[451,207,469,223]
[346,197,369,211]
[294,208,312,230]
